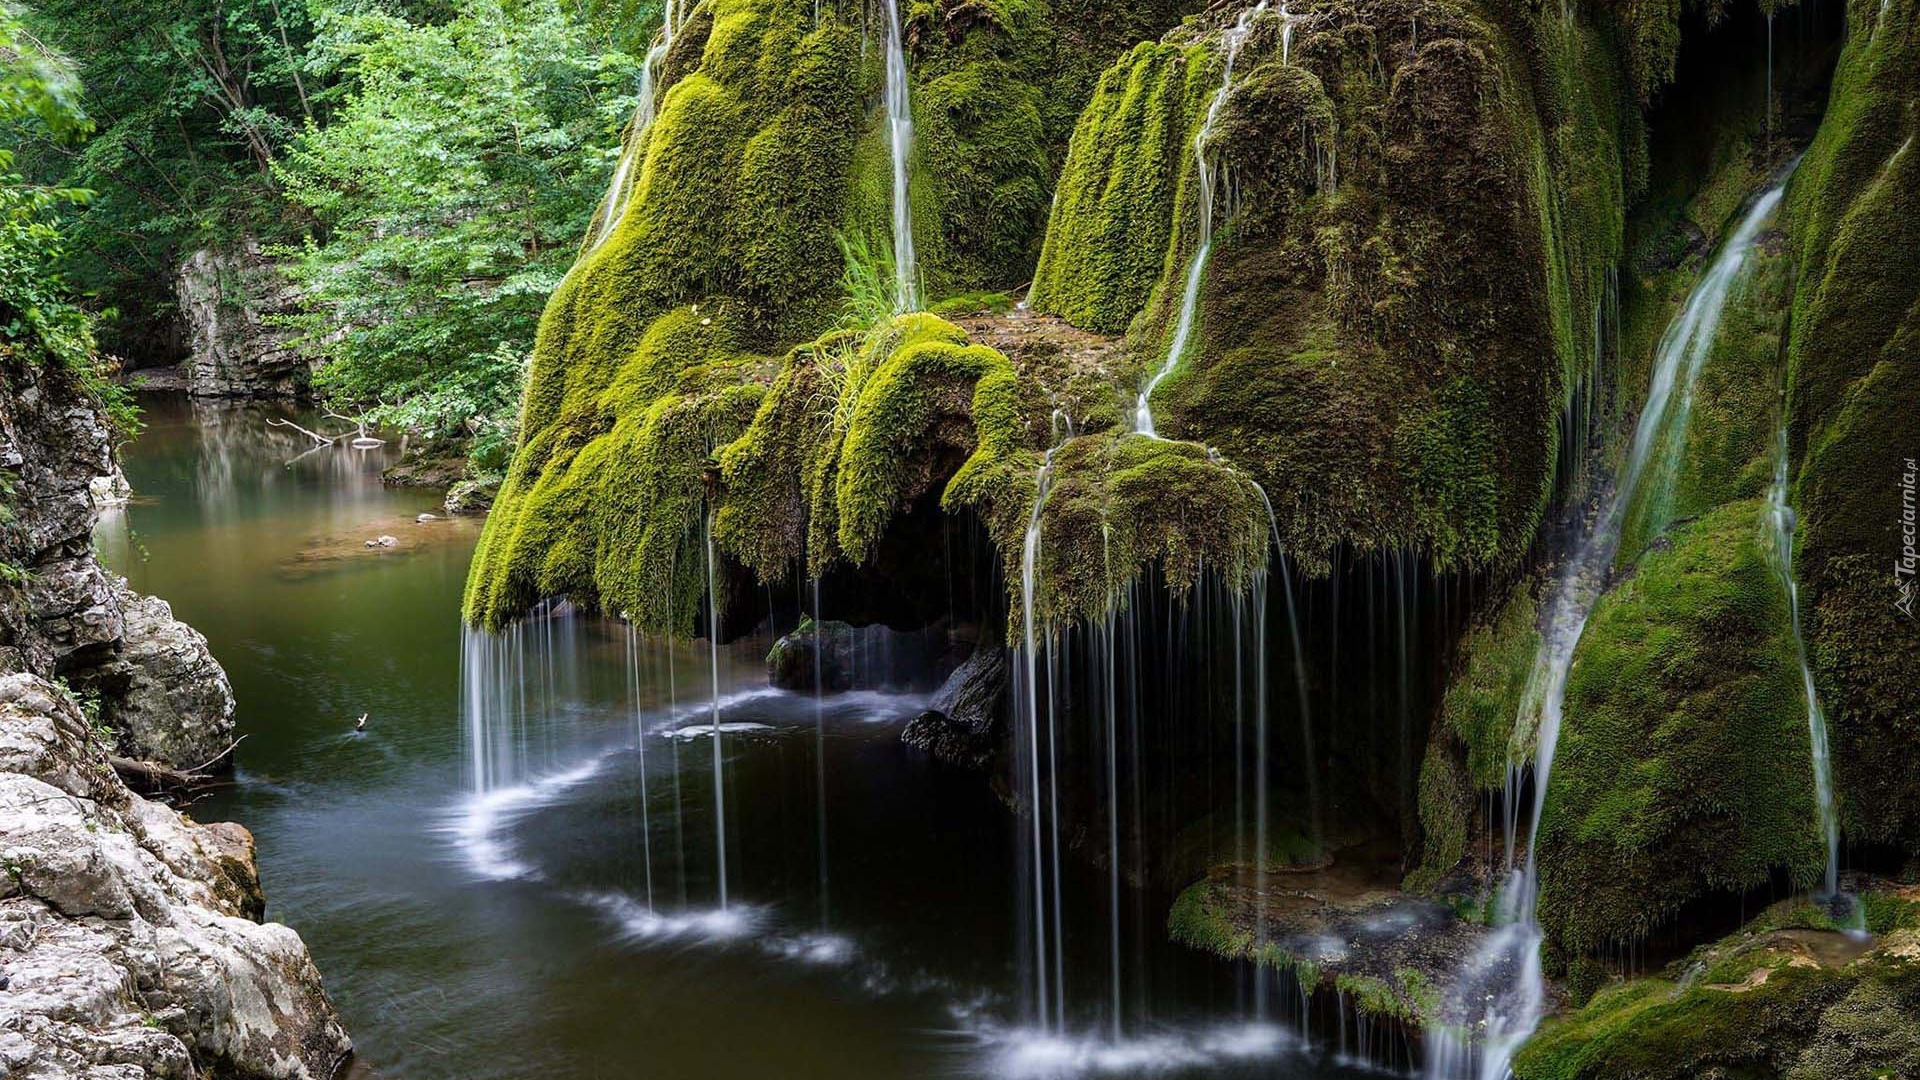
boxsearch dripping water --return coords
[706,511,730,909]
[589,0,680,251]
[882,0,920,311]
[1134,2,1268,436]
[1425,177,1792,1080]
[1765,422,1850,913]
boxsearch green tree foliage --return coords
[271,0,640,462]
[0,2,129,427]
[19,0,316,354]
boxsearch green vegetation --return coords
[0,2,129,428]
[272,2,644,453]
[1535,499,1823,955]
[1514,893,1920,1080]
[1780,0,1920,850]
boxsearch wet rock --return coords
[0,672,351,1079]
[416,512,438,522]
[902,644,1006,769]
[766,618,949,692]
[1169,842,1486,1028]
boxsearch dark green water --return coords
[99,394,1388,1080]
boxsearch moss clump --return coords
[1028,40,1209,332]
[1779,0,1920,850]
[1533,499,1824,956]
[1408,582,1542,890]
[1514,893,1920,1080]
[1021,432,1268,627]
[1036,0,1631,578]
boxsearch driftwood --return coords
[108,736,245,801]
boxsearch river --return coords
[96,394,1385,1080]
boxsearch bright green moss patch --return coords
[1535,499,1823,956]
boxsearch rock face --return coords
[0,355,235,768]
[902,644,1006,770]
[174,244,313,399]
[0,673,351,1079]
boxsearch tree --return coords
[271,0,640,468]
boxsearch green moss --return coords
[1029,40,1208,332]
[1514,893,1920,1080]
[1534,499,1824,956]
[1408,582,1542,890]
[1780,0,1920,850]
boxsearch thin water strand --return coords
[1134,3,1268,436]
[883,0,920,311]
[1765,423,1843,900]
[589,0,679,251]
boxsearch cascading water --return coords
[1133,3,1268,437]
[705,511,731,909]
[882,0,920,311]
[589,0,680,251]
[1764,423,1845,905]
[1426,177,1791,1080]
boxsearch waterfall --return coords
[1133,3,1268,437]
[1765,424,1845,903]
[625,624,657,911]
[1281,2,1294,65]
[589,0,680,251]
[1426,178,1790,1080]
[882,0,920,311]
[705,512,730,909]
[1017,436,1062,1029]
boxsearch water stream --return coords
[1134,3,1267,436]
[882,0,920,311]
[589,0,680,251]
[1424,178,1792,1080]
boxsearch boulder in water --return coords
[902,644,1006,770]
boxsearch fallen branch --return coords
[108,735,246,800]
[267,416,353,444]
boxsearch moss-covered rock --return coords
[1534,499,1824,955]
[466,0,1209,630]
[1033,0,1632,576]
[1513,891,1920,1080]
[1780,0,1920,851]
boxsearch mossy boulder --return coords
[1033,0,1631,576]
[1534,499,1824,956]
[1780,0,1920,851]
[1513,890,1920,1080]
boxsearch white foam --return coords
[445,756,610,880]
[579,890,766,944]
[662,721,776,740]
[967,1021,1291,1078]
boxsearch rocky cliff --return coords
[173,244,314,400]
[0,353,235,770]
[0,353,351,1077]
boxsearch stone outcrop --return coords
[902,644,1006,770]
[173,244,313,399]
[0,673,351,1079]
[0,356,236,769]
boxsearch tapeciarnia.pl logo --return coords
[1899,456,1917,618]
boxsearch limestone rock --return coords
[0,672,351,1079]
[83,586,237,770]
[174,244,314,400]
